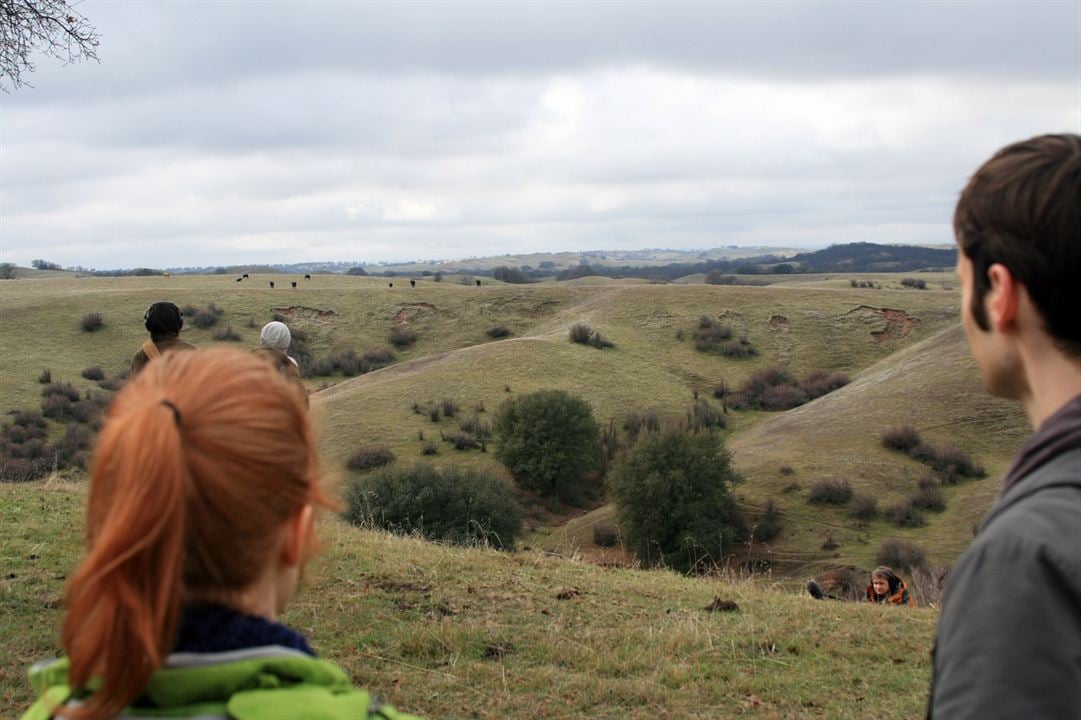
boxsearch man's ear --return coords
[985,263,1020,332]
[281,504,313,567]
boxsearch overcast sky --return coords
[1,1,1078,269]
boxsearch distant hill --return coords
[786,243,956,273]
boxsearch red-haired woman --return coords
[22,348,420,720]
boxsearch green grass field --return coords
[0,271,1030,716]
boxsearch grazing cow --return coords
[243,273,249,279]
[388,282,394,288]
[291,281,297,288]
[475,279,481,287]
[236,277,242,282]
[410,279,416,287]
[269,281,275,289]
[304,274,311,280]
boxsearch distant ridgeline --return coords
[57,242,955,279]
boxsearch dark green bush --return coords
[343,464,522,549]
[494,389,601,503]
[610,428,745,573]
[808,478,853,505]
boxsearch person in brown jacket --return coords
[131,301,195,375]
[253,320,308,405]
[866,566,915,606]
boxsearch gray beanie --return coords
[260,321,291,351]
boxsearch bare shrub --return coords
[569,323,593,344]
[850,492,879,522]
[592,524,618,547]
[910,482,946,512]
[687,399,726,432]
[42,382,80,402]
[808,478,853,505]
[821,532,840,550]
[881,425,922,453]
[900,277,927,290]
[448,432,482,451]
[80,312,105,332]
[908,564,951,607]
[41,394,73,420]
[799,371,849,399]
[931,445,986,479]
[420,441,439,456]
[12,410,46,429]
[38,369,51,384]
[486,324,511,338]
[759,384,808,411]
[884,500,926,528]
[718,338,757,358]
[459,414,491,441]
[875,538,929,572]
[623,410,660,443]
[752,499,782,542]
[362,348,395,366]
[389,327,417,348]
[212,324,242,341]
[191,309,219,329]
[590,331,615,349]
[440,399,459,418]
[81,366,105,381]
[347,445,395,471]
[781,481,801,494]
[778,465,795,476]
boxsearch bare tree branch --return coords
[1,0,100,91]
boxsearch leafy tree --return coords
[494,389,601,502]
[0,262,16,279]
[345,266,368,276]
[493,265,530,284]
[31,258,62,270]
[610,428,745,573]
[1,0,100,91]
[342,464,522,549]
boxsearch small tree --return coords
[0,262,15,279]
[610,428,745,573]
[494,389,601,502]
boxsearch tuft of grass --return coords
[80,312,104,332]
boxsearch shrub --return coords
[624,410,661,443]
[389,327,417,348]
[759,384,808,411]
[808,478,853,505]
[362,347,395,366]
[752,499,782,543]
[589,331,615,349]
[569,323,593,344]
[781,481,802,494]
[41,395,72,420]
[799,371,849,399]
[80,312,105,332]
[42,382,80,402]
[910,482,946,512]
[876,538,929,572]
[884,500,926,528]
[81,366,105,381]
[343,464,522,548]
[212,324,242,341]
[717,338,757,358]
[881,425,922,453]
[38,369,51,384]
[459,414,491,441]
[0,456,48,482]
[687,399,726,432]
[448,432,482,451]
[439,399,459,418]
[12,410,46,429]
[778,465,795,476]
[98,377,124,392]
[486,324,512,339]
[610,428,745,573]
[900,277,927,290]
[592,524,618,547]
[420,441,439,456]
[494,389,601,503]
[191,309,219,329]
[850,492,879,522]
[931,445,986,479]
[346,445,395,471]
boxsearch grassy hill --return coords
[2,479,938,718]
[0,272,1024,577]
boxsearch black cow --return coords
[410,279,416,287]
[269,281,275,289]
[291,281,297,288]
[304,274,311,280]
[388,282,394,288]
[243,273,249,279]
[236,277,242,282]
[475,279,481,287]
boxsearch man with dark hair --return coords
[928,134,1081,718]
[131,301,196,375]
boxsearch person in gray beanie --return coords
[253,320,307,405]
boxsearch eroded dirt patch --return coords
[393,303,437,327]
[843,305,921,342]
[270,306,337,323]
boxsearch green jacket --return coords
[23,646,421,719]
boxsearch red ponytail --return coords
[59,348,332,719]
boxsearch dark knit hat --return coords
[144,301,183,338]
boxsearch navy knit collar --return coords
[174,603,315,657]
